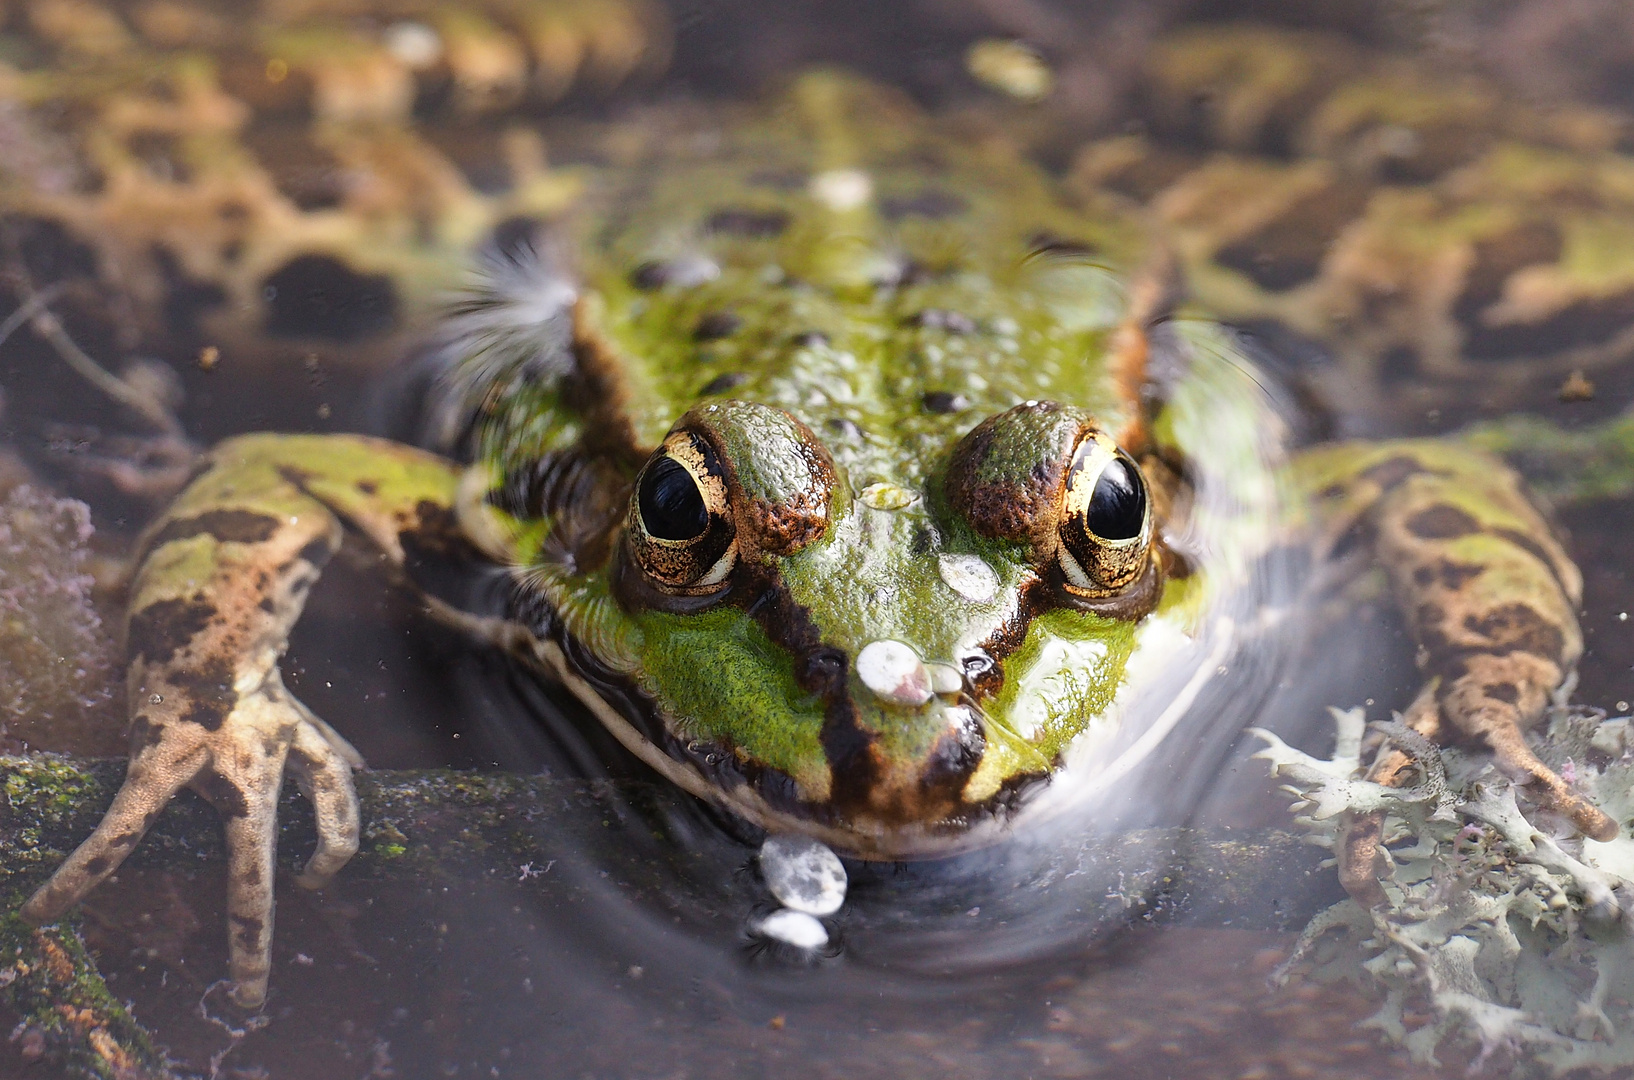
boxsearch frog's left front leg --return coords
[21,433,467,1009]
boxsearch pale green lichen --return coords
[1257,706,1634,1073]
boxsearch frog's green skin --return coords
[18,73,1608,1009]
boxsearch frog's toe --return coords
[287,717,362,891]
[216,765,284,1010]
[20,733,206,923]
[1477,717,1618,841]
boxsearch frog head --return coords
[578,393,1174,855]
[456,72,1279,856]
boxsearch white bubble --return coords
[809,169,873,212]
[856,640,932,706]
[938,554,998,603]
[759,835,847,916]
[753,909,829,950]
[383,22,442,68]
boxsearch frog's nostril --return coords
[856,640,933,706]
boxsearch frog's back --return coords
[458,73,1158,475]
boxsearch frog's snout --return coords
[846,639,992,816]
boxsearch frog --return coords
[11,63,1618,1014]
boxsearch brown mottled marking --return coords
[1357,455,1425,492]
[1459,603,1567,660]
[1404,504,1479,539]
[172,656,238,731]
[144,509,282,553]
[127,596,217,666]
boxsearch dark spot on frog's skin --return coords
[1483,682,1521,704]
[297,536,335,569]
[262,254,398,342]
[1413,601,1454,654]
[921,390,969,415]
[919,720,986,804]
[85,856,110,875]
[908,309,977,334]
[130,714,165,751]
[111,831,141,849]
[1454,222,1634,359]
[1463,603,1567,662]
[176,657,238,731]
[129,596,217,666]
[1359,456,1427,493]
[699,372,746,396]
[193,770,250,818]
[231,913,263,951]
[1026,231,1098,257]
[693,311,742,341]
[880,190,968,220]
[705,208,791,237]
[145,509,282,553]
[628,257,717,292]
[1215,178,1374,291]
[629,260,672,291]
[1405,504,1480,539]
[791,330,829,348]
[877,260,939,289]
[736,564,878,810]
[1413,560,1485,590]
[356,479,378,495]
[258,596,277,613]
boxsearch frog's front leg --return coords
[1297,441,1616,898]
[21,433,465,1009]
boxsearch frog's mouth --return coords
[507,560,1162,860]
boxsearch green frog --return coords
[14,67,1614,1012]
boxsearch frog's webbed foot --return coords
[1440,668,1616,841]
[1338,673,1618,909]
[22,667,361,1011]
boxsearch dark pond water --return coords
[3,1,1634,1077]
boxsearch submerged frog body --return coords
[17,72,1613,1009]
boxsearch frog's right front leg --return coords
[21,433,464,1009]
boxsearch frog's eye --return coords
[1056,434,1151,596]
[629,432,737,592]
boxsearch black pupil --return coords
[1086,458,1145,541]
[639,456,709,541]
